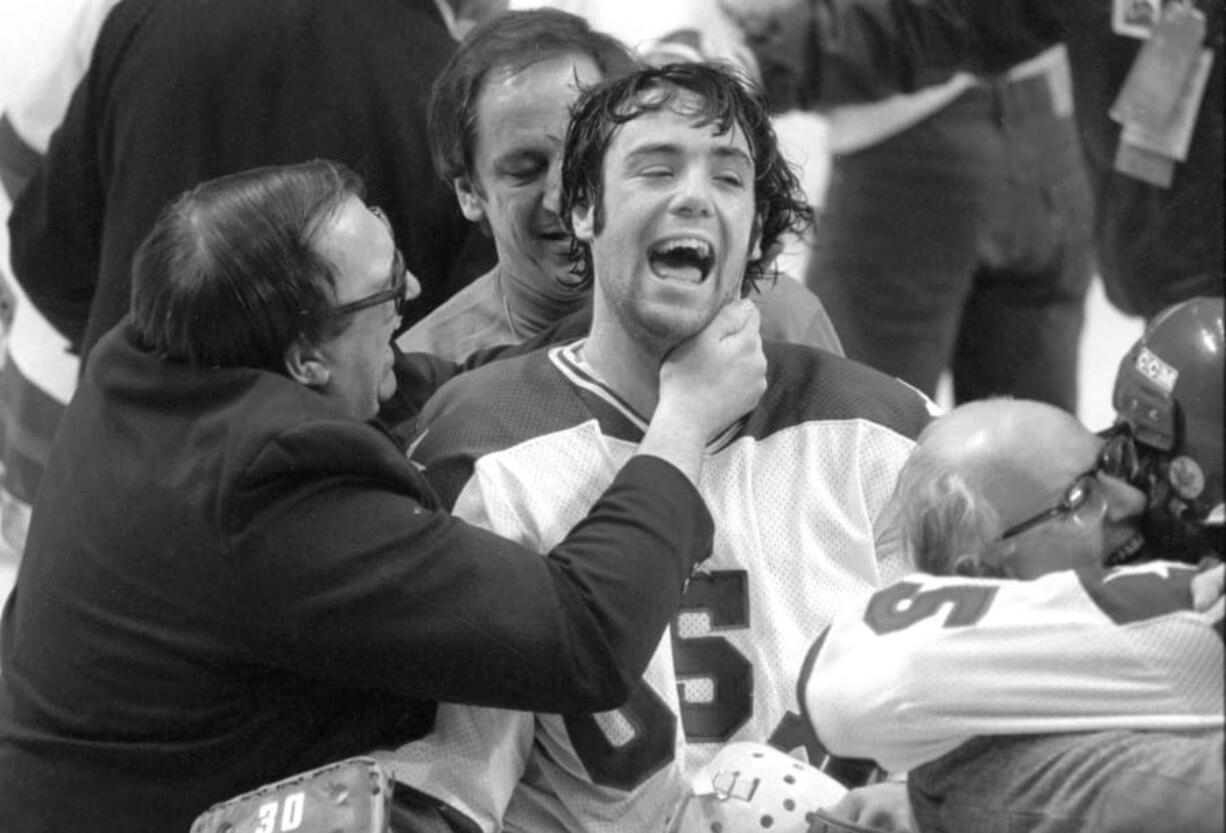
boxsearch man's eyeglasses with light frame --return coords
[1000,428,1139,540]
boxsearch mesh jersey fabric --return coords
[800,562,1225,773]
[387,340,934,832]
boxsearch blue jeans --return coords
[908,730,1226,833]
[807,71,1094,411]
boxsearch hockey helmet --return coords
[1112,296,1224,530]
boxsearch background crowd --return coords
[0,1,1220,832]
[7,0,1210,578]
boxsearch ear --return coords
[977,541,1016,579]
[454,176,487,224]
[572,201,596,243]
[952,554,981,577]
[283,339,331,390]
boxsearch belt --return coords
[827,45,1074,153]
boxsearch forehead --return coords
[317,196,395,301]
[931,404,1102,506]
[1038,413,1099,468]
[606,88,752,163]
[1005,415,1102,502]
[474,53,602,135]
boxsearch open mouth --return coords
[648,237,714,284]
[537,222,574,247]
[1104,532,1146,567]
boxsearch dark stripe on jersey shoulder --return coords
[551,346,644,445]
[738,343,935,442]
[411,349,639,506]
[1076,563,1198,626]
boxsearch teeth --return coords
[654,237,711,258]
[1106,534,1146,566]
[648,237,715,283]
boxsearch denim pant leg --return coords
[952,72,1095,413]
[908,730,1226,833]
[808,75,1094,409]
[806,96,991,399]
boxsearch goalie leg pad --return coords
[189,756,393,833]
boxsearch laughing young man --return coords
[385,62,934,832]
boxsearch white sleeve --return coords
[7,0,120,150]
[378,703,533,833]
[380,470,538,833]
[800,565,1225,772]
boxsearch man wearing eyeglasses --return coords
[904,399,1152,580]
[0,159,771,833]
[798,397,1224,833]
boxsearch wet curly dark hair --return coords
[560,61,813,293]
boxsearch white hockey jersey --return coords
[386,340,934,833]
[800,563,1225,774]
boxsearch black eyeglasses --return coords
[332,247,410,320]
[999,429,1138,541]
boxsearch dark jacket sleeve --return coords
[229,425,712,714]
[744,0,1066,110]
[813,0,977,105]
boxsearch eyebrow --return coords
[624,141,753,169]
[493,148,547,169]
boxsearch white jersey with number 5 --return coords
[800,564,1225,774]
[391,341,933,833]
